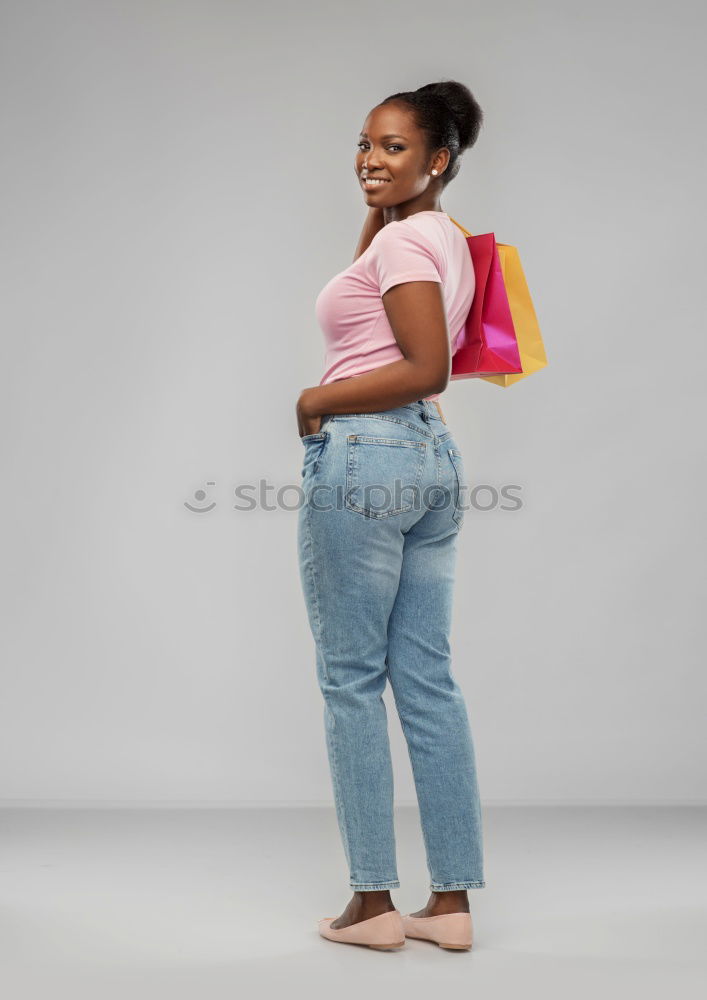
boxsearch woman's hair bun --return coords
[415,80,483,151]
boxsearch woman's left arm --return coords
[296,279,450,436]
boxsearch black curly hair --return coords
[378,80,484,187]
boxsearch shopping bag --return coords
[449,228,522,379]
[449,216,547,386]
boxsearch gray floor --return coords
[1,806,705,998]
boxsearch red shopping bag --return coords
[450,227,523,379]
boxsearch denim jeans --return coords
[297,399,484,892]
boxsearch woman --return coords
[297,80,485,952]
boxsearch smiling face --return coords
[355,102,450,217]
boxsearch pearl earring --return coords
[431,169,438,175]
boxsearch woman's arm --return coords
[296,279,450,434]
[353,206,386,261]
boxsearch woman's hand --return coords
[296,387,324,437]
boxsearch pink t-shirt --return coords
[314,210,475,403]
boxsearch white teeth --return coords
[363,178,389,185]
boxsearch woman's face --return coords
[354,102,448,211]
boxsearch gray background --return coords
[1,0,704,807]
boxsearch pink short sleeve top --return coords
[314,211,475,403]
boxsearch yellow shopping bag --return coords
[449,216,548,386]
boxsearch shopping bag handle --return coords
[448,214,473,238]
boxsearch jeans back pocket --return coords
[345,435,426,518]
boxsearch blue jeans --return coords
[297,399,484,892]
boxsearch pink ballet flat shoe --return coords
[401,911,473,950]
[318,909,406,950]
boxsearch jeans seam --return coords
[333,413,435,440]
[448,451,465,530]
[430,881,486,890]
[304,500,326,680]
[350,880,401,889]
